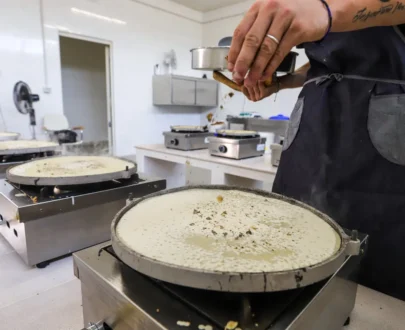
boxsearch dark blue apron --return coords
[273,26,405,301]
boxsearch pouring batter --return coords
[228,0,405,301]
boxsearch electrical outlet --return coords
[43,87,52,94]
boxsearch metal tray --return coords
[111,186,361,293]
[191,47,298,73]
[6,155,137,186]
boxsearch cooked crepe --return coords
[8,156,135,178]
[116,189,341,273]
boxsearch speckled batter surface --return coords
[8,156,135,178]
[116,189,341,273]
[0,140,57,151]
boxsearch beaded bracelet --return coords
[319,0,333,42]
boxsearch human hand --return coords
[243,80,279,102]
[228,0,329,88]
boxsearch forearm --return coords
[279,62,310,90]
[330,0,405,32]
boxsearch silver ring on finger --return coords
[266,34,280,45]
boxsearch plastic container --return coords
[269,114,290,121]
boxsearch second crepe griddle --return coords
[0,132,20,141]
[7,155,137,186]
[0,140,59,156]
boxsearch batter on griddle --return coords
[0,140,57,151]
[116,189,341,273]
[8,155,135,177]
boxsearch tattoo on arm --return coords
[353,0,405,23]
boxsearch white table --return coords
[136,144,277,190]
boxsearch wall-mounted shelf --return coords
[153,74,218,107]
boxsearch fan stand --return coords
[28,109,37,140]
[13,81,40,140]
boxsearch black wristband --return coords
[318,0,332,42]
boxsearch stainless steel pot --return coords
[191,46,298,73]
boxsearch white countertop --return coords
[136,144,278,175]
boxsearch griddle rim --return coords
[6,155,137,186]
[111,185,352,293]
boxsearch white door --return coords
[105,45,114,154]
[59,34,114,154]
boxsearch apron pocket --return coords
[368,94,405,165]
[283,97,304,151]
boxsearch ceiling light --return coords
[44,24,72,32]
[71,7,127,25]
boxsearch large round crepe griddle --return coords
[7,155,137,186]
[0,132,20,141]
[112,186,359,293]
[0,140,59,156]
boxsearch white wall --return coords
[201,1,309,124]
[0,0,204,155]
[0,0,55,138]
[0,0,309,153]
[60,36,108,143]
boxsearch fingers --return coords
[243,82,275,102]
[242,85,265,102]
[248,86,257,101]
[254,85,261,101]
[232,1,277,84]
[242,86,253,101]
[261,30,296,82]
[258,83,267,100]
[228,2,261,72]
[245,12,293,88]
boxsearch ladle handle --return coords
[213,71,273,92]
[213,71,242,92]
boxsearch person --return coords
[228,0,405,301]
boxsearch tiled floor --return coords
[0,235,83,330]
[350,285,405,330]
